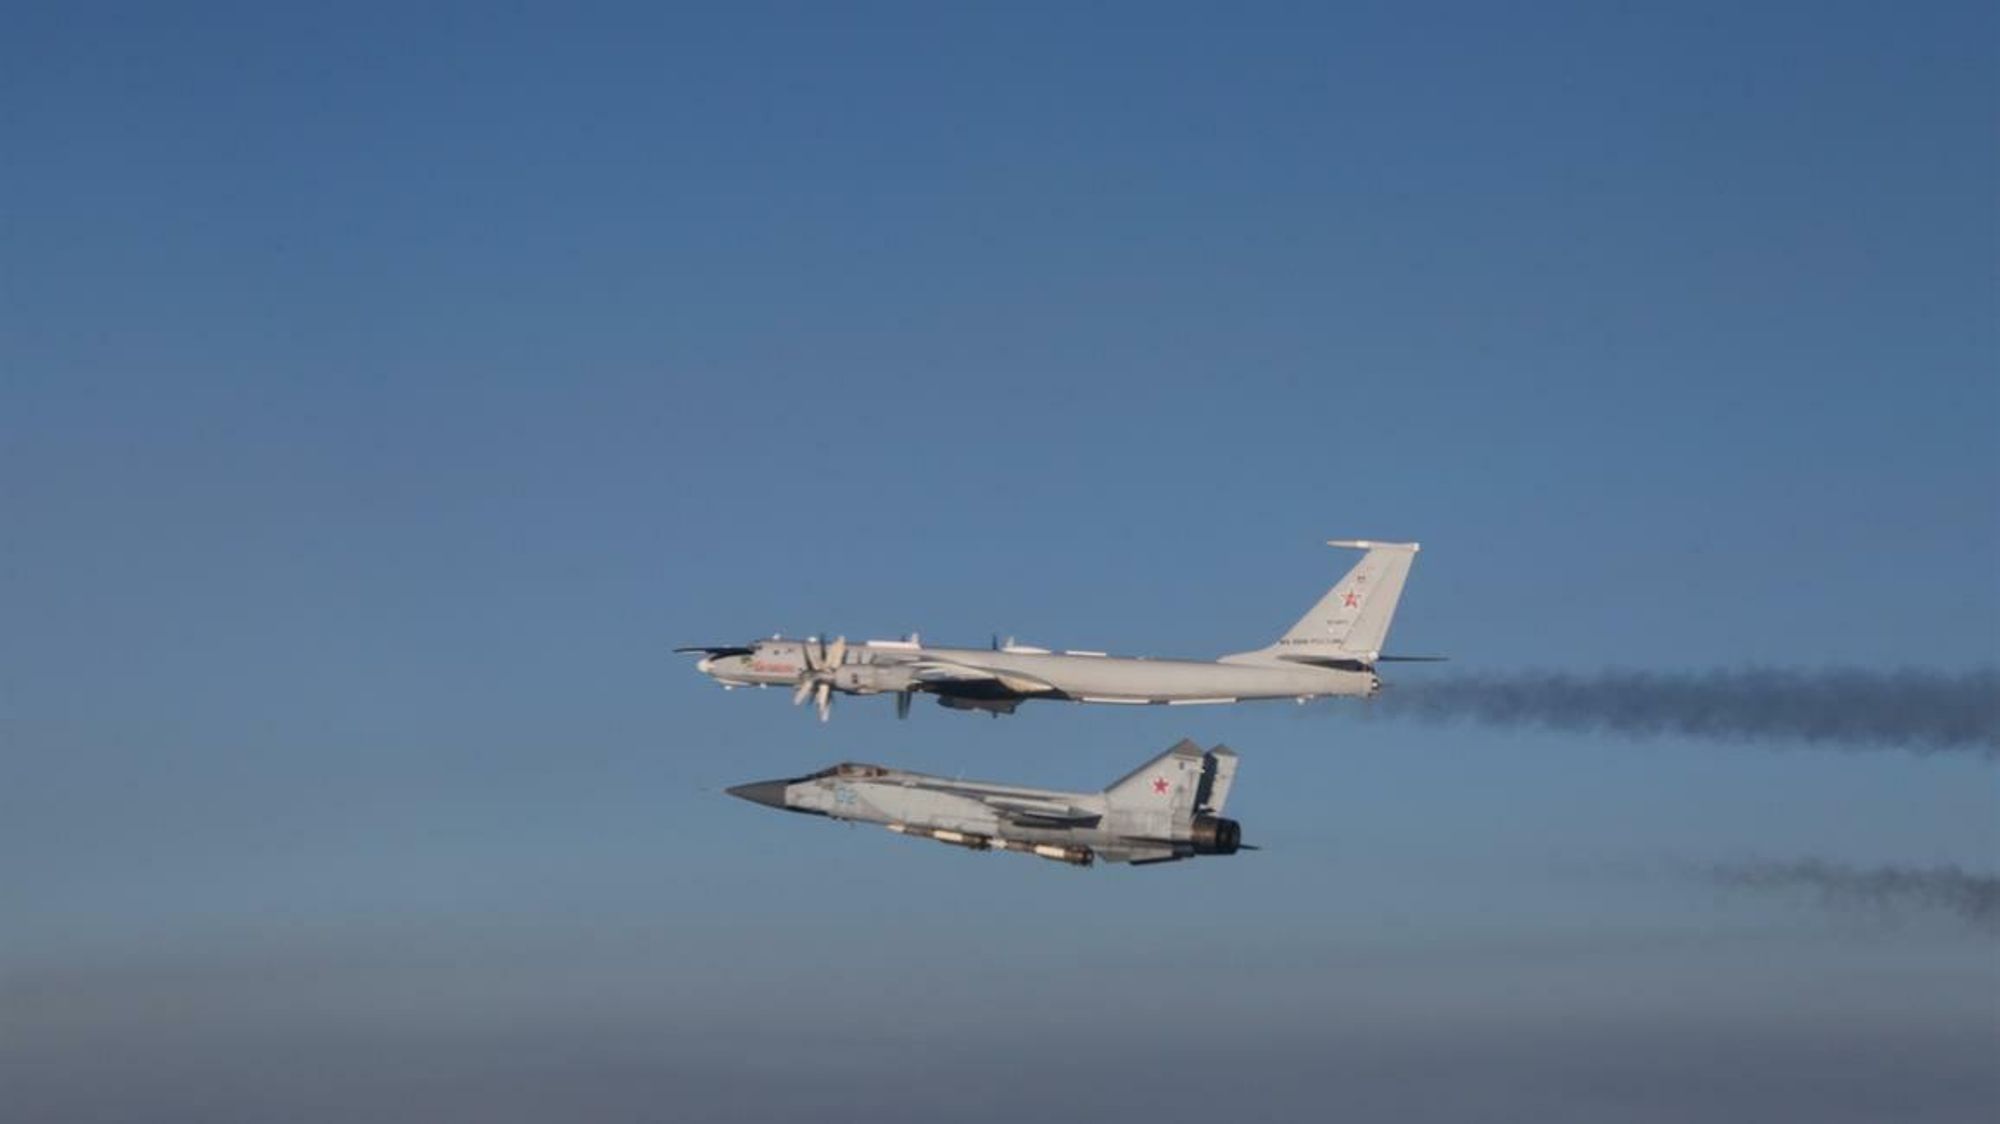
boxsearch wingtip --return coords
[1327,539,1421,552]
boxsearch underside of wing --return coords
[978,796,1102,829]
[1096,842,1183,865]
[908,660,1063,700]
[909,780,1102,828]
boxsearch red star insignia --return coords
[1342,591,1360,608]
[1151,777,1169,795]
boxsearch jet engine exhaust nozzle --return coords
[1190,815,1243,856]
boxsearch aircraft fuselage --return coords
[698,639,1375,704]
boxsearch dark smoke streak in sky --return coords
[1370,668,2000,754]
[1699,859,2000,934]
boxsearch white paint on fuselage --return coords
[695,638,1374,703]
[917,646,1369,701]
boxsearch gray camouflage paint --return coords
[726,740,1243,866]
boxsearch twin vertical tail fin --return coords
[1193,746,1237,817]
[1103,739,1206,838]
[1104,740,1239,840]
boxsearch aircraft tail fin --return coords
[1194,746,1238,817]
[1262,540,1420,661]
[1103,739,1205,836]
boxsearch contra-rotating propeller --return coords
[791,635,848,722]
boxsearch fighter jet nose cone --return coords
[726,781,790,810]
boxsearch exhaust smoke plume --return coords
[1698,859,2000,934]
[1372,667,1999,755]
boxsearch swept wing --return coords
[907,779,1102,828]
[908,659,1062,698]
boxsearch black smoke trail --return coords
[1698,859,2000,934]
[1370,667,2000,755]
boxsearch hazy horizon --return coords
[6,2,1995,1120]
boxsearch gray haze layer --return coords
[1373,668,2000,755]
[7,923,1994,1124]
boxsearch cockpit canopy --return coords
[807,762,891,780]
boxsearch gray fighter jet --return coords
[726,739,1248,867]
[682,540,1429,720]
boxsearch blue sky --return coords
[4,3,1995,1120]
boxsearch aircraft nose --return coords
[695,656,716,673]
[725,781,791,810]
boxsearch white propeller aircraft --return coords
[679,540,1433,721]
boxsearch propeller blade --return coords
[815,681,833,723]
[793,679,815,706]
[895,690,912,720]
[825,636,847,671]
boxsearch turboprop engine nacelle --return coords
[831,664,919,695]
